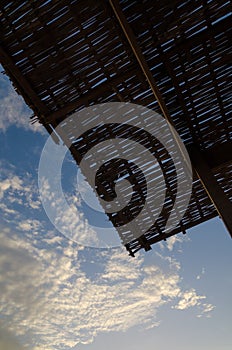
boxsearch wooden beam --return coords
[109,0,193,178]
[0,46,61,143]
[44,66,139,124]
[201,141,232,170]
[109,0,173,125]
[0,45,48,116]
[189,146,232,238]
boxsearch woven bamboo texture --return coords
[1,0,231,255]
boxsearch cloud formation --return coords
[0,165,215,349]
[0,223,214,350]
[0,170,42,219]
[0,73,42,133]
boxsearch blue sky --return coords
[0,70,231,350]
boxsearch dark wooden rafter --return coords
[109,0,193,184]
[190,146,232,237]
[45,67,139,123]
[0,46,48,115]
[109,0,173,125]
[0,45,60,143]
[198,142,232,170]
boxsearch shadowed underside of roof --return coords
[1,0,231,255]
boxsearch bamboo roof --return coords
[1,0,231,255]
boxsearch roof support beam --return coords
[0,46,48,116]
[0,46,60,142]
[109,0,173,125]
[190,146,232,238]
[200,141,232,170]
[109,0,193,177]
[45,67,138,123]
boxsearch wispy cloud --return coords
[159,234,190,252]
[0,170,42,218]
[0,223,215,350]
[0,165,99,249]
[17,219,42,232]
[173,288,215,318]
[0,165,215,349]
[39,176,101,247]
[166,235,184,251]
[0,175,24,199]
[174,289,206,310]
[0,72,43,133]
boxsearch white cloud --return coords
[0,175,23,199]
[0,166,215,349]
[197,303,215,318]
[173,288,214,317]
[0,73,43,133]
[0,172,42,218]
[0,168,102,248]
[39,176,106,248]
[174,289,206,310]
[0,202,17,215]
[17,219,42,232]
[0,225,214,350]
[166,235,183,251]
[159,234,190,252]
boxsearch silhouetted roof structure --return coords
[1,0,231,255]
